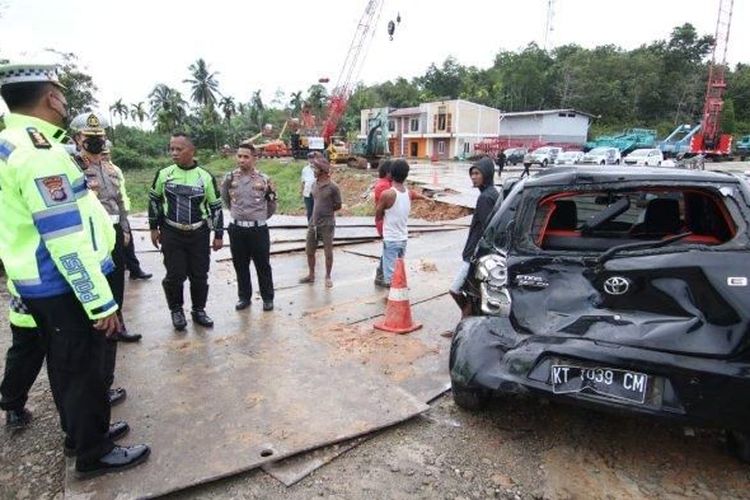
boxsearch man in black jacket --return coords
[450,157,500,317]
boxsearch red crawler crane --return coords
[690,0,734,157]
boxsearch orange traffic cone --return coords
[374,258,423,334]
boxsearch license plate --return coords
[550,365,649,404]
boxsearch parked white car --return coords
[554,151,584,165]
[624,148,664,166]
[523,147,563,168]
[580,147,621,165]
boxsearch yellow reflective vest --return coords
[0,113,117,320]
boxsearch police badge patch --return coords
[35,174,74,206]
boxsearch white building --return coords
[360,99,501,159]
[498,109,595,146]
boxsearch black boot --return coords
[5,408,32,430]
[75,444,151,479]
[64,421,130,457]
[113,311,142,342]
[171,309,187,331]
[191,309,214,328]
[129,269,152,280]
[108,387,127,406]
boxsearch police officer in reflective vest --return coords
[149,133,224,330]
[0,62,149,477]
[220,142,276,311]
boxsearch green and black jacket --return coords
[148,163,224,237]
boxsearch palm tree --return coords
[183,58,220,111]
[249,90,265,131]
[110,99,128,125]
[130,101,147,128]
[219,96,236,124]
[148,84,187,132]
[289,91,303,115]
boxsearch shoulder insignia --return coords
[0,138,15,161]
[35,174,74,206]
[26,128,51,149]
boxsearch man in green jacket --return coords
[0,62,149,477]
[149,133,224,330]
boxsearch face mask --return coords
[50,93,70,128]
[82,136,106,155]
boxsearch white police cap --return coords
[0,63,65,88]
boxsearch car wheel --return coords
[615,159,620,165]
[727,430,750,463]
[600,160,605,165]
[451,379,491,410]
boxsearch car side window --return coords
[532,188,737,252]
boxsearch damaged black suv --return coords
[450,166,750,462]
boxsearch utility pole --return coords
[543,0,556,51]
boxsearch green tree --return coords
[722,98,736,134]
[305,84,328,117]
[130,101,147,128]
[148,84,187,133]
[110,99,128,125]
[44,50,98,115]
[184,58,220,110]
[219,96,236,124]
[288,91,304,115]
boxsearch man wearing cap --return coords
[0,63,149,476]
[221,142,277,311]
[73,113,141,343]
[299,157,341,288]
[149,133,224,330]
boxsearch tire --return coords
[615,159,620,165]
[542,159,548,168]
[727,430,750,463]
[451,379,491,410]
[600,160,606,166]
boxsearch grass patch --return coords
[123,157,308,214]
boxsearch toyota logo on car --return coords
[603,276,630,295]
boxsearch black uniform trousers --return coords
[123,233,143,273]
[104,224,126,388]
[161,223,211,311]
[228,224,274,302]
[0,324,45,412]
[25,293,114,463]
[0,226,124,414]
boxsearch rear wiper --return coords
[597,232,693,267]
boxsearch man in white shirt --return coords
[300,152,317,221]
[375,159,411,286]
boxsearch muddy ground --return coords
[1,276,749,499]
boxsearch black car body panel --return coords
[451,166,750,431]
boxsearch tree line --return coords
[3,23,749,162]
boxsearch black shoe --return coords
[263,301,274,311]
[171,309,187,331]
[75,444,151,479]
[64,421,130,457]
[191,309,214,328]
[109,387,127,407]
[235,299,251,311]
[5,408,32,430]
[129,270,153,280]
[113,325,142,343]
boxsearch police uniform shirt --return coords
[76,155,130,233]
[220,168,277,222]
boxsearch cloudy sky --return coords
[1,0,747,118]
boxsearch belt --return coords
[232,219,267,228]
[165,219,207,231]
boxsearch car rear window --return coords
[531,188,737,252]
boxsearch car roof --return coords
[523,166,741,187]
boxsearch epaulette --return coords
[26,127,51,149]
